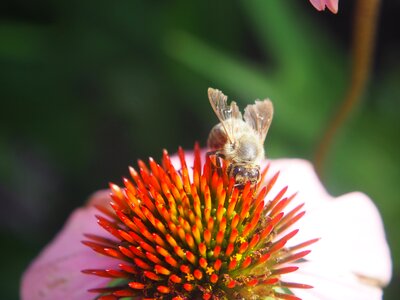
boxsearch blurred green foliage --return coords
[0,0,399,299]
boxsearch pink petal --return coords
[326,0,339,13]
[309,0,325,11]
[284,261,384,300]
[309,0,339,13]
[287,191,392,287]
[270,159,392,296]
[20,190,117,300]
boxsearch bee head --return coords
[228,164,260,189]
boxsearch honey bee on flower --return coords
[207,88,274,188]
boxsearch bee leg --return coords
[206,150,225,176]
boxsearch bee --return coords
[207,88,274,188]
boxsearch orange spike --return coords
[129,245,146,258]
[238,241,248,254]
[145,252,162,264]
[152,233,167,248]
[164,256,179,268]
[192,225,201,245]
[225,243,234,256]
[248,278,260,287]
[288,238,320,252]
[119,263,138,274]
[148,157,160,178]
[186,251,197,265]
[199,257,208,268]
[119,246,134,259]
[213,259,222,271]
[204,188,211,213]
[210,273,219,283]
[129,282,146,289]
[177,226,185,242]
[183,283,194,292]
[213,246,221,258]
[144,271,161,281]
[219,217,227,233]
[230,214,240,230]
[204,229,211,246]
[199,243,207,257]
[195,216,203,232]
[228,259,237,271]
[207,217,214,233]
[180,264,191,274]
[254,186,267,209]
[193,142,202,188]
[169,274,182,283]
[248,234,260,250]
[204,208,211,225]
[277,211,306,234]
[226,189,239,218]
[216,179,226,206]
[266,171,279,194]
[269,229,299,254]
[185,233,196,251]
[226,280,236,288]
[194,269,203,280]
[229,228,238,244]
[240,256,252,269]
[215,231,224,245]
[156,245,171,257]
[174,246,185,259]
[271,266,299,275]
[277,250,312,265]
[133,258,151,270]
[216,205,224,223]
[139,240,156,254]
[157,285,170,294]
[154,265,171,276]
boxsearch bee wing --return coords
[208,88,242,143]
[244,99,274,143]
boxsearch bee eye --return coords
[251,169,260,178]
[233,166,243,176]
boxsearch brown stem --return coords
[314,0,381,177]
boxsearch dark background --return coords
[1,0,399,299]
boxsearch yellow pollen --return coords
[206,267,215,275]
[185,273,195,281]
[230,253,243,262]
[234,254,243,261]
[237,237,246,243]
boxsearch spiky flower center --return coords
[83,145,316,300]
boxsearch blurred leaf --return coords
[0,22,49,62]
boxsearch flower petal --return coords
[284,261,384,300]
[266,158,331,210]
[20,190,117,300]
[309,0,324,11]
[290,192,392,287]
[326,0,339,13]
[309,0,339,13]
[270,160,392,297]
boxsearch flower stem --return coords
[314,0,381,177]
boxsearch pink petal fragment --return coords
[291,192,392,287]
[326,0,339,13]
[284,261,384,300]
[21,191,116,300]
[309,0,324,11]
[309,0,339,13]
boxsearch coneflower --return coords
[82,144,316,300]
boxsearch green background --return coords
[1,0,399,299]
